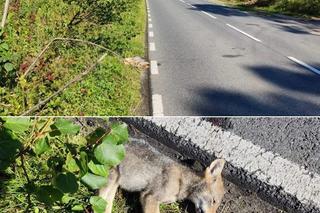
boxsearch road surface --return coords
[147,0,320,115]
[127,117,320,212]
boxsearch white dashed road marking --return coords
[201,11,217,19]
[149,42,156,51]
[226,24,262,42]
[287,56,320,75]
[149,23,153,28]
[149,31,154,38]
[152,94,164,116]
[150,60,159,75]
[186,3,195,8]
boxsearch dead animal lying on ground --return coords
[99,138,226,213]
[124,56,149,69]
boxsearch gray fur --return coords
[99,137,225,213]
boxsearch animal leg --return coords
[140,193,160,213]
[99,169,120,213]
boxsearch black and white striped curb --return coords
[124,117,320,213]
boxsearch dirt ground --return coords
[219,180,284,213]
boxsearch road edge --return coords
[124,117,320,213]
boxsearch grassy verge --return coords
[212,0,320,19]
[112,191,183,213]
[0,0,146,116]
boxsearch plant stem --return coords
[1,0,10,28]
[20,154,32,211]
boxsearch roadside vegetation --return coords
[0,117,184,213]
[0,117,129,213]
[219,0,320,18]
[0,0,146,116]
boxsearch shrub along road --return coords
[147,0,320,116]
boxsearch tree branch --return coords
[20,53,109,116]
[1,0,10,29]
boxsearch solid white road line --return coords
[201,11,217,19]
[226,23,262,43]
[149,23,153,28]
[150,60,159,75]
[149,42,156,51]
[149,31,154,38]
[146,117,320,209]
[152,94,164,116]
[287,56,320,75]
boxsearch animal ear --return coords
[205,159,225,179]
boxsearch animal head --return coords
[189,159,226,213]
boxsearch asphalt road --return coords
[210,117,320,175]
[127,118,320,212]
[147,0,320,115]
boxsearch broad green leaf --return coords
[34,207,39,213]
[107,123,128,144]
[65,153,79,172]
[4,63,14,72]
[86,127,108,145]
[35,185,63,205]
[90,196,107,213]
[71,204,84,211]
[78,151,88,177]
[94,141,125,166]
[88,161,109,177]
[34,137,50,156]
[81,173,107,190]
[52,119,80,135]
[0,134,22,160]
[3,117,32,133]
[53,172,78,194]
[61,195,74,204]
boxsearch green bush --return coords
[0,0,146,115]
[276,0,320,15]
[0,117,129,212]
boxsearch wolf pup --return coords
[99,138,226,213]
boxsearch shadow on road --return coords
[189,64,320,116]
[189,3,320,35]
[191,4,249,17]
[246,64,320,95]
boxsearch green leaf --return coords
[94,141,125,166]
[3,117,32,133]
[107,123,129,144]
[86,127,108,145]
[0,43,9,50]
[0,131,22,160]
[35,185,63,205]
[53,172,78,194]
[34,137,50,156]
[81,173,107,190]
[65,153,79,172]
[78,151,88,177]
[90,196,107,213]
[4,63,14,72]
[88,161,109,177]
[61,195,74,204]
[52,119,80,135]
[71,204,84,211]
